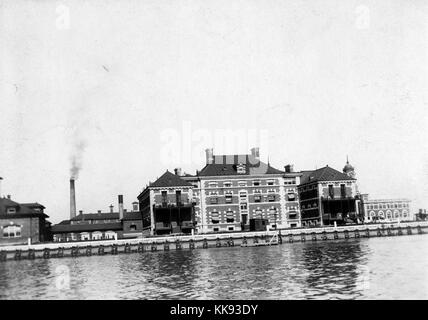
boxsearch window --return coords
[226,211,234,223]
[240,203,247,210]
[161,191,167,205]
[130,224,137,231]
[210,197,218,204]
[6,208,16,214]
[237,164,246,174]
[228,227,234,231]
[211,211,220,224]
[209,182,218,188]
[176,190,182,205]
[340,184,346,198]
[253,180,260,186]
[238,181,247,187]
[287,193,296,201]
[213,227,219,232]
[328,185,334,198]
[267,180,274,186]
[224,181,232,188]
[268,194,275,202]
[255,209,263,218]
[2,225,21,238]
[225,191,233,203]
[254,191,262,203]
[284,179,296,185]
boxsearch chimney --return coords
[97,210,101,213]
[132,202,139,212]
[250,147,260,161]
[0,177,3,197]
[205,148,214,165]
[284,164,294,173]
[174,168,182,176]
[79,210,83,215]
[118,195,124,220]
[70,179,77,219]
[109,204,114,213]
[7,194,11,200]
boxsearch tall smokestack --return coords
[70,179,77,219]
[118,195,124,220]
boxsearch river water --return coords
[0,234,427,300]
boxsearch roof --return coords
[299,166,355,185]
[198,154,284,176]
[20,202,46,209]
[51,222,123,234]
[149,170,193,188]
[0,197,49,218]
[71,211,141,221]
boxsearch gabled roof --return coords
[0,197,49,218]
[21,202,45,209]
[198,154,284,176]
[149,170,193,188]
[299,166,355,185]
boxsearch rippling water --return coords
[1,234,427,299]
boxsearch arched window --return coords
[2,225,22,238]
[130,224,137,231]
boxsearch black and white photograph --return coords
[0,0,427,307]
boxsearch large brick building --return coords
[0,196,51,245]
[139,147,302,235]
[138,170,196,236]
[298,160,360,227]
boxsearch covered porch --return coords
[322,198,357,225]
[153,204,195,235]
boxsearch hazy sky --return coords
[1,0,427,223]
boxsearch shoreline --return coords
[1,221,427,262]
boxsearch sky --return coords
[0,0,427,223]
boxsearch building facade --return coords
[182,148,302,233]
[361,196,412,223]
[0,196,51,245]
[138,170,196,236]
[298,161,360,227]
[139,148,302,235]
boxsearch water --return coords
[1,234,427,299]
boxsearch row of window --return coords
[209,194,278,204]
[208,180,278,188]
[301,202,318,209]
[2,225,21,238]
[366,203,409,210]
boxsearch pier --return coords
[0,221,427,262]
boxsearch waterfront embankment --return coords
[0,221,427,261]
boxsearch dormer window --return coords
[6,208,16,214]
[237,164,246,174]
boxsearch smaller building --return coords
[51,198,143,242]
[0,196,51,245]
[298,161,360,227]
[361,197,412,223]
[138,170,196,236]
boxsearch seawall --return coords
[0,221,427,262]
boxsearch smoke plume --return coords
[70,139,86,180]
